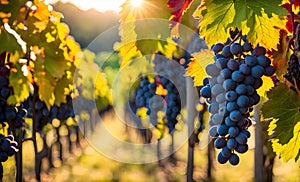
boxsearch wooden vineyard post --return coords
[254,105,263,182]
[186,77,197,182]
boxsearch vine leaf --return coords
[8,63,32,104]
[195,0,287,50]
[268,30,291,77]
[262,84,300,145]
[34,54,56,109]
[54,75,72,106]
[257,76,274,97]
[168,0,194,37]
[185,50,214,86]
[0,29,23,54]
[114,11,141,69]
[269,120,300,162]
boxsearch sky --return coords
[45,0,126,12]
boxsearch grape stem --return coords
[230,30,242,45]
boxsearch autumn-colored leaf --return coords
[168,0,194,36]
[269,120,300,162]
[268,30,291,77]
[196,0,287,50]
[8,63,32,104]
[185,50,214,86]
[262,84,300,145]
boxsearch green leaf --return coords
[270,120,300,162]
[0,29,22,54]
[197,0,287,49]
[262,84,300,145]
[8,63,31,104]
[54,75,72,106]
[34,56,56,109]
[198,0,235,45]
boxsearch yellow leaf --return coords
[257,76,274,97]
[246,12,286,50]
[271,122,300,162]
[185,50,214,86]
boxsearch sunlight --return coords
[46,0,126,12]
[131,0,143,8]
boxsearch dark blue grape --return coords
[209,125,218,137]
[232,70,245,82]
[237,95,250,108]
[218,152,229,164]
[251,65,265,78]
[225,90,237,101]
[241,130,251,138]
[264,66,275,76]
[226,101,238,112]
[235,144,248,153]
[227,138,238,149]
[225,116,236,126]
[257,55,271,67]
[230,43,243,55]
[0,88,11,99]
[203,77,209,86]
[214,137,227,149]
[214,54,224,61]
[239,64,251,75]
[235,133,248,145]
[253,78,263,89]
[229,153,240,165]
[246,85,255,95]
[206,64,220,77]
[229,110,242,121]
[217,124,229,136]
[0,152,8,162]
[252,46,266,56]
[235,84,247,95]
[245,55,258,67]
[212,43,225,53]
[216,58,228,69]
[221,68,232,79]
[222,45,232,58]
[243,75,255,85]
[228,126,240,137]
[242,41,252,52]
[221,146,232,158]
[223,79,236,91]
[200,85,211,98]
[227,59,239,71]
[0,139,10,152]
[208,102,219,114]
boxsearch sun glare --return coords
[46,0,126,12]
[131,0,143,8]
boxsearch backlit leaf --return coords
[197,0,287,50]
[270,121,300,162]
[262,84,300,145]
[8,63,32,104]
[185,50,214,86]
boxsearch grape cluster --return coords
[158,76,181,132]
[133,77,156,115]
[284,54,300,92]
[0,134,18,178]
[25,95,75,131]
[201,38,276,165]
[153,53,186,106]
[0,65,28,129]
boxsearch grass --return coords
[2,113,300,181]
